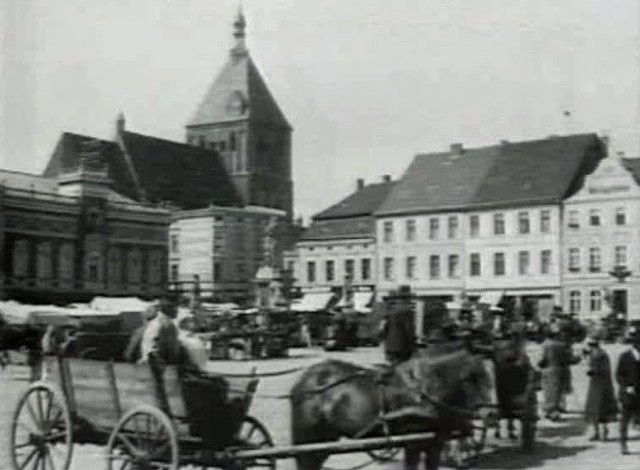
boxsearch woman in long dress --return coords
[584,335,617,440]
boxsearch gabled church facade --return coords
[185,10,293,219]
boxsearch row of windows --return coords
[567,245,628,273]
[302,243,371,253]
[567,207,627,229]
[382,209,552,243]
[170,262,255,284]
[11,240,163,285]
[306,258,372,283]
[381,250,553,281]
[569,290,604,313]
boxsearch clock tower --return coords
[185,9,293,219]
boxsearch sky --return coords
[1,0,639,221]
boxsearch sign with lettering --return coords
[588,185,630,194]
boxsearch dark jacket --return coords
[584,347,617,422]
[615,349,640,411]
[383,308,416,361]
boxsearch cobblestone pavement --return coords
[1,343,639,469]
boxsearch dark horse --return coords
[290,349,496,470]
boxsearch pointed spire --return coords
[231,5,248,58]
[116,111,126,135]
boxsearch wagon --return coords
[9,356,443,470]
[9,356,275,470]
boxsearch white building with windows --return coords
[375,134,606,319]
[284,177,395,311]
[562,152,640,320]
[169,205,285,303]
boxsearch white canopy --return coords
[353,291,374,313]
[90,296,155,313]
[290,292,334,313]
[478,291,504,307]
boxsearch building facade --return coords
[185,10,293,219]
[169,205,285,303]
[375,134,605,318]
[562,154,640,320]
[285,177,395,310]
[0,141,170,303]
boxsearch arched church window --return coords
[86,251,103,284]
[58,243,74,283]
[108,247,123,284]
[198,136,206,148]
[36,242,53,284]
[229,132,237,152]
[12,239,30,278]
[148,250,163,285]
[128,248,142,284]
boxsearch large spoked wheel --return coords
[10,382,73,470]
[232,415,275,470]
[106,405,178,470]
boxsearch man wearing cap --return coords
[140,295,181,366]
[382,286,416,365]
[615,326,640,454]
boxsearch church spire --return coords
[231,6,248,58]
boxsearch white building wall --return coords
[562,156,640,320]
[294,238,376,291]
[376,206,562,302]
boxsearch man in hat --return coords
[140,294,182,366]
[583,334,617,441]
[382,286,416,365]
[615,326,640,454]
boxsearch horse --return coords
[289,348,496,470]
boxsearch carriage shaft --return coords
[228,432,437,460]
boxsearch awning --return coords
[90,296,154,313]
[478,291,504,306]
[353,291,374,313]
[290,292,334,313]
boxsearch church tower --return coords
[185,9,293,219]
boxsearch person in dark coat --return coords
[583,335,617,441]
[382,286,416,365]
[538,330,580,421]
[615,326,640,455]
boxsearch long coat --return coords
[538,338,578,412]
[584,347,617,422]
[383,308,416,362]
[615,349,640,414]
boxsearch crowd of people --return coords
[379,287,640,455]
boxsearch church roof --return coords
[186,13,290,129]
[43,132,140,200]
[622,158,640,185]
[120,131,243,209]
[43,130,243,210]
[377,133,605,216]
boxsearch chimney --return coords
[116,112,126,135]
[450,143,463,155]
[356,178,365,190]
[382,174,391,183]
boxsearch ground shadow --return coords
[473,441,592,469]
[536,416,588,439]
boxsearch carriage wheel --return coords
[106,405,178,470]
[233,415,275,470]
[10,382,73,470]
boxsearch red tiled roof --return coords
[187,54,290,129]
[43,131,243,210]
[43,133,141,201]
[301,216,375,241]
[377,134,605,216]
[121,131,243,209]
[313,181,396,220]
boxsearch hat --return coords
[587,334,600,346]
[489,305,504,313]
